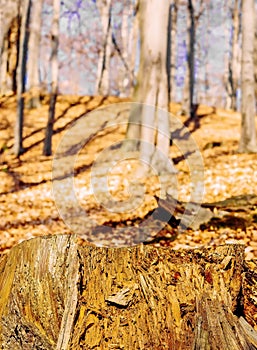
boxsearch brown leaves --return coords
[0,96,257,256]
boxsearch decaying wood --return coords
[0,235,257,349]
[243,259,257,330]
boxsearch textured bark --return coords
[1,236,257,349]
[126,0,175,174]
[115,1,138,97]
[182,0,205,117]
[224,0,241,110]
[27,0,43,108]
[243,259,257,330]
[95,0,112,96]
[14,0,31,156]
[188,0,196,119]
[0,0,19,95]
[117,3,131,96]
[239,0,257,153]
[43,0,60,156]
[254,9,257,101]
[0,32,9,95]
[230,0,241,110]
[128,1,139,95]
[169,0,178,102]
[0,17,19,95]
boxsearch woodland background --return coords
[0,0,257,256]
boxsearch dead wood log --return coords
[0,235,257,349]
[243,259,257,330]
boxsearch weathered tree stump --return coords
[0,235,257,349]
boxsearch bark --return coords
[118,4,131,96]
[27,0,43,108]
[239,0,257,153]
[0,2,8,95]
[225,0,241,110]
[168,0,178,102]
[115,1,138,97]
[188,0,196,118]
[224,52,233,109]
[1,235,257,349]
[0,16,19,95]
[43,0,60,156]
[230,0,241,110]
[14,0,31,156]
[126,0,176,175]
[0,34,9,95]
[128,1,139,95]
[0,0,19,95]
[95,0,112,96]
[182,1,195,117]
[182,0,205,117]
[243,259,257,329]
[200,2,210,106]
[254,8,257,101]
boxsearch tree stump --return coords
[0,235,257,349]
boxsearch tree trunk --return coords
[169,0,178,102]
[0,33,9,95]
[0,2,8,95]
[188,0,196,119]
[1,235,257,349]
[27,0,43,108]
[239,0,257,153]
[43,0,60,156]
[116,2,134,97]
[114,1,138,97]
[225,0,241,110]
[126,0,176,175]
[182,1,195,118]
[230,0,241,110]
[0,0,19,95]
[95,0,112,96]
[182,0,205,117]
[128,0,139,96]
[254,7,257,101]
[14,0,31,157]
[0,17,20,96]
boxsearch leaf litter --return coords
[0,95,257,258]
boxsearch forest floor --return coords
[0,94,257,258]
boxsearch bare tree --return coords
[0,0,19,95]
[239,0,257,153]
[224,0,241,110]
[14,0,31,156]
[43,0,60,156]
[27,0,43,108]
[230,0,241,110]
[95,0,112,96]
[168,0,178,102]
[125,0,176,174]
[254,6,257,101]
[127,1,139,95]
[0,15,19,95]
[116,1,138,96]
[188,0,196,118]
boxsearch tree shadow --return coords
[200,215,249,231]
[0,168,49,195]
[0,94,16,108]
[6,96,108,153]
[0,213,60,231]
[173,151,196,165]
[183,104,217,133]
